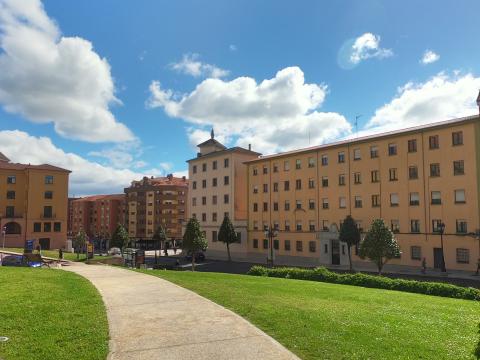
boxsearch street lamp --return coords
[438,222,447,273]
[2,226,6,249]
[264,225,278,267]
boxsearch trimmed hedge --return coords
[247,266,480,301]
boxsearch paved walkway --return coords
[64,263,299,360]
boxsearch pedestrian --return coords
[58,248,63,260]
[421,257,427,274]
[476,258,480,276]
[36,244,41,255]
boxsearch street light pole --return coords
[439,222,447,273]
[264,225,278,267]
[2,226,6,249]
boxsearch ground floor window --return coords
[296,241,303,252]
[273,239,279,250]
[212,231,217,242]
[263,239,268,249]
[253,239,258,248]
[284,240,291,251]
[309,241,316,253]
[410,246,421,260]
[456,248,469,264]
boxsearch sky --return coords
[0,0,479,196]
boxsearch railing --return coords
[40,213,56,219]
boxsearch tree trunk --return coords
[226,242,231,262]
[347,245,353,272]
[191,252,196,272]
[377,259,383,275]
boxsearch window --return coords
[6,191,15,199]
[273,202,279,211]
[224,176,229,185]
[296,200,302,210]
[253,167,258,176]
[321,155,328,166]
[371,194,380,207]
[430,163,440,177]
[263,239,269,249]
[273,182,278,192]
[192,198,197,206]
[391,220,400,233]
[202,163,207,172]
[409,166,418,180]
[44,222,51,232]
[431,191,441,205]
[224,158,229,168]
[429,135,439,149]
[389,168,398,181]
[295,179,302,190]
[309,241,316,252]
[409,192,420,206]
[253,186,258,194]
[212,160,217,170]
[354,172,361,184]
[212,195,217,205]
[284,160,290,171]
[353,148,361,160]
[192,165,198,174]
[354,196,362,208]
[212,213,218,222]
[410,220,420,233]
[192,181,197,189]
[54,222,61,232]
[453,160,464,175]
[322,220,329,231]
[263,166,268,174]
[408,139,417,153]
[309,221,316,232]
[322,198,328,209]
[202,196,207,205]
[43,206,53,218]
[253,239,258,248]
[253,203,258,212]
[33,222,41,232]
[212,178,218,187]
[285,220,290,231]
[308,157,315,168]
[456,248,469,264]
[452,131,463,146]
[339,197,346,209]
[285,201,290,211]
[411,246,421,260]
[263,184,268,193]
[454,189,465,204]
[263,202,268,212]
[212,230,218,242]
[45,175,54,184]
[295,159,301,169]
[273,239,279,250]
[371,170,379,183]
[284,240,291,251]
[456,219,467,234]
[296,241,303,252]
[324,244,328,253]
[308,178,315,189]
[432,219,443,233]
[44,191,53,199]
[388,143,397,156]
[7,175,16,184]
[202,213,207,222]
[273,163,279,172]
[338,152,345,163]
[224,194,229,204]
[253,221,259,230]
[370,146,378,158]
[284,181,290,191]
[390,193,399,206]
[322,177,328,187]
[202,179,207,188]
[309,199,316,210]
[5,206,14,217]
[338,174,346,186]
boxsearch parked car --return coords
[185,251,205,262]
[1,255,42,267]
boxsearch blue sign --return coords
[25,239,34,251]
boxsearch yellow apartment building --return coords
[187,131,260,260]
[246,115,480,271]
[0,153,70,250]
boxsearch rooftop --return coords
[127,175,189,188]
[0,159,71,172]
[73,194,125,202]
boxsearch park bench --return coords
[22,253,55,268]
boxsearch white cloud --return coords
[365,72,480,133]
[170,53,229,79]
[0,0,134,143]
[229,44,237,52]
[421,50,440,65]
[147,66,352,154]
[88,141,144,169]
[350,33,393,64]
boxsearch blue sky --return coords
[0,0,479,195]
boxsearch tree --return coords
[111,224,130,253]
[218,215,237,261]
[359,219,401,274]
[339,215,361,272]
[73,229,87,260]
[152,226,167,261]
[182,218,207,271]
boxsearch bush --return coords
[247,266,480,301]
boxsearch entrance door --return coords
[433,248,444,269]
[39,238,51,250]
[331,239,340,265]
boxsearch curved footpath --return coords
[65,263,299,360]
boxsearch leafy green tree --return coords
[359,219,401,274]
[152,225,167,248]
[111,224,130,253]
[73,229,87,260]
[182,218,207,271]
[218,215,237,261]
[339,215,361,272]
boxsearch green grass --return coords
[0,267,109,360]
[2,247,112,262]
[142,270,480,360]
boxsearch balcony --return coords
[40,213,56,219]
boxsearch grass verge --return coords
[0,267,109,360]
[2,247,112,262]
[141,270,479,360]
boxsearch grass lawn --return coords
[2,247,112,262]
[0,267,109,360]
[143,270,479,360]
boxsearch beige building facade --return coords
[187,133,260,260]
[246,115,480,271]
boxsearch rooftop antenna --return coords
[355,115,362,138]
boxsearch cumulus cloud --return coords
[350,33,393,64]
[147,66,352,154]
[170,53,229,79]
[365,72,480,133]
[0,0,134,142]
[421,50,440,65]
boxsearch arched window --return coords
[4,222,21,235]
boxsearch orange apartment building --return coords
[0,153,70,250]
[70,194,127,240]
[246,114,480,271]
[187,132,261,260]
[124,175,188,241]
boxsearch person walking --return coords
[421,257,427,274]
[58,248,63,260]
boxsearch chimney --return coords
[477,90,480,115]
[182,176,186,181]
[248,144,251,151]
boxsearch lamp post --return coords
[438,222,447,272]
[264,225,278,267]
[2,226,6,249]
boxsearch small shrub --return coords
[246,266,480,301]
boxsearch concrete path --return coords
[64,263,299,360]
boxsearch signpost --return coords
[87,243,94,260]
